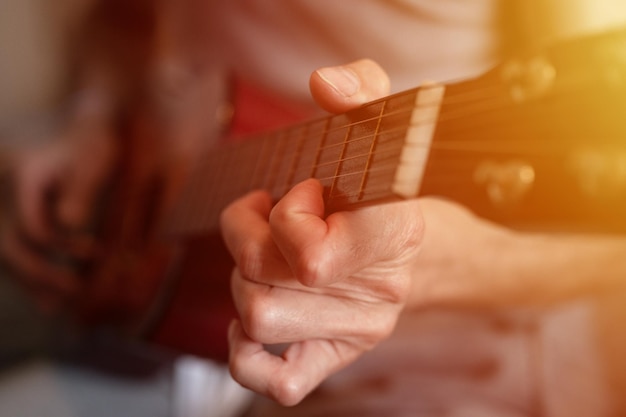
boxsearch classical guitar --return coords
[80,28,626,352]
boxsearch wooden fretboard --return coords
[163,84,445,236]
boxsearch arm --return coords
[411,198,626,309]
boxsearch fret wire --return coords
[248,134,272,191]
[182,83,560,208]
[310,118,331,179]
[287,75,587,156]
[312,105,422,146]
[165,71,605,235]
[263,131,287,192]
[234,140,256,197]
[294,103,440,156]
[327,180,399,201]
[283,124,308,193]
[300,85,502,143]
[359,99,386,200]
[328,123,352,198]
[306,137,573,189]
[245,137,267,192]
[316,164,397,184]
[305,134,561,174]
[272,127,305,197]
[284,83,595,172]
[185,152,219,231]
[277,72,588,154]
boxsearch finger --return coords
[269,179,423,288]
[309,58,390,114]
[231,268,398,345]
[228,319,360,406]
[220,190,295,286]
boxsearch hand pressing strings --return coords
[221,59,425,406]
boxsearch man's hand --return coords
[0,0,218,312]
[0,91,118,310]
[221,59,424,405]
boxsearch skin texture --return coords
[221,59,626,406]
[221,60,422,406]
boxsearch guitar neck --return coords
[163,83,447,236]
[163,28,626,237]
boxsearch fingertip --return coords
[310,59,390,113]
[221,189,272,229]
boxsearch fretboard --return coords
[163,84,445,236]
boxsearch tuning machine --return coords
[501,56,557,103]
[474,160,536,207]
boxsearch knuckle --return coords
[363,312,399,347]
[228,357,246,387]
[295,259,321,287]
[239,293,277,343]
[294,250,329,287]
[383,274,412,304]
[269,373,307,407]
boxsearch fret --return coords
[205,145,235,227]
[270,126,306,199]
[283,124,308,191]
[290,120,324,185]
[242,137,266,193]
[358,100,386,200]
[359,91,419,201]
[263,131,289,196]
[223,144,251,206]
[308,118,332,186]
[163,86,445,235]
[234,139,263,197]
[326,114,353,200]
[248,133,273,191]
[324,101,382,206]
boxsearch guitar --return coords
[78,27,626,356]
[165,30,626,236]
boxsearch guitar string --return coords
[242,69,593,150]
[266,80,596,176]
[179,75,597,200]
[166,74,615,232]
[168,96,603,231]
[225,74,595,163]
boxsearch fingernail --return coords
[316,66,360,97]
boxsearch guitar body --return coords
[150,233,236,362]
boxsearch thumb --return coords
[309,59,390,114]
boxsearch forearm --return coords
[502,231,626,305]
[407,198,626,309]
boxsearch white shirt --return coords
[206,0,499,104]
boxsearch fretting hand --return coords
[221,59,425,405]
